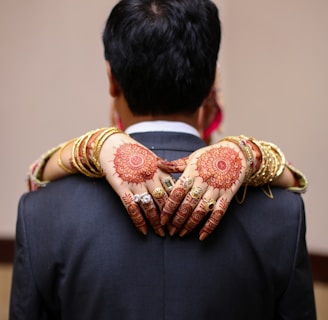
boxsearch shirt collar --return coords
[125,121,200,137]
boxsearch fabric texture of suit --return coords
[10,132,316,319]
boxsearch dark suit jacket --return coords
[10,132,316,319]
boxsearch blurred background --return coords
[1,0,327,318]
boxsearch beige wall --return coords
[1,1,327,254]
[218,0,328,254]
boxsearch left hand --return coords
[158,141,247,240]
[99,133,176,237]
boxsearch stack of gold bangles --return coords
[247,138,285,186]
[59,127,124,178]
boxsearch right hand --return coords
[158,141,247,240]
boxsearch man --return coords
[10,0,316,319]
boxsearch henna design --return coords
[177,203,193,216]
[184,192,200,205]
[183,210,207,232]
[121,193,147,234]
[161,199,178,225]
[161,187,187,224]
[217,197,229,211]
[154,193,168,208]
[142,204,162,229]
[201,209,224,234]
[196,146,243,190]
[158,157,188,173]
[126,203,146,228]
[165,198,179,212]
[114,143,158,184]
[170,187,187,202]
[172,203,193,227]
[122,193,134,204]
[163,187,187,218]
[172,215,185,226]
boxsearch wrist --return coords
[218,135,255,183]
[69,127,124,178]
[245,140,262,173]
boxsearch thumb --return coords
[157,157,189,173]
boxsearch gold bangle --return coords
[57,139,76,174]
[92,127,124,172]
[248,141,271,186]
[81,130,101,175]
[247,139,286,186]
[266,142,286,180]
[70,127,123,178]
[71,134,103,178]
[28,144,61,189]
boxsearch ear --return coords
[105,61,121,97]
[196,106,205,139]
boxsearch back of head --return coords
[103,0,221,116]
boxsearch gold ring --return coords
[182,177,194,190]
[190,186,203,199]
[152,187,165,199]
[204,199,216,212]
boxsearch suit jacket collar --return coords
[130,131,206,154]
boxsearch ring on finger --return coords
[133,194,141,203]
[140,192,152,204]
[163,177,174,192]
[204,199,216,212]
[152,187,165,199]
[182,177,193,190]
[190,186,203,199]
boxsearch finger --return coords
[157,157,189,173]
[151,186,168,210]
[178,196,215,237]
[170,191,201,235]
[139,195,165,237]
[166,221,176,236]
[162,176,176,194]
[160,186,188,225]
[198,209,225,240]
[179,209,208,237]
[160,176,196,226]
[121,192,148,235]
[199,196,230,240]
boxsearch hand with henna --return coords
[158,141,248,241]
[99,133,174,238]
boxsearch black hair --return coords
[103,0,221,115]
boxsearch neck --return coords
[114,95,200,131]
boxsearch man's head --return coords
[103,0,221,117]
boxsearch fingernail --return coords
[139,226,147,235]
[199,232,208,241]
[169,226,177,236]
[157,228,166,237]
[179,229,188,237]
[160,215,168,226]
